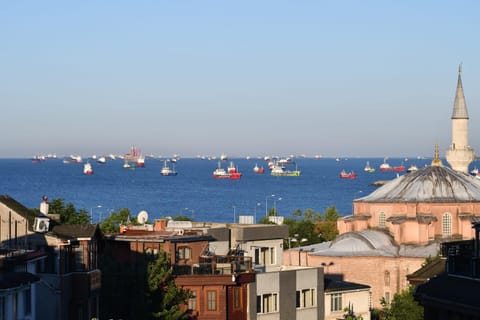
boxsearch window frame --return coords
[256,292,279,314]
[330,293,342,312]
[379,212,386,229]
[296,288,317,309]
[206,290,217,311]
[442,212,452,238]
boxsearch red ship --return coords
[253,163,265,174]
[213,161,242,179]
[379,159,405,172]
[339,170,357,179]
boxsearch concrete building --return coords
[0,248,46,320]
[0,195,102,320]
[105,218,326,320]
[324,277,371,320]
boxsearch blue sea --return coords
[0,157,437,223]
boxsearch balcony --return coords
[173,255,252,276]
[442,240,480,278]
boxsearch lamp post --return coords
[254,202,261,223]
[90,205,102,224]
[265,194,278,217]
[273,197,282,216]
[232,206,236,224]
[184,208,195,220]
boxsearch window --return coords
[385,292,390,305]
[188,291,197,311]
[24,288,31,316]
[0,296,5,320]
[331,293,342,312]
[13,292,18,320]
[75,246,85,271]
[379,212,386,229]
[257,293,278,313]
[270,247,275,265]
[384,271,390,286]
[233,287,241,309]
[442,213,452,238]
[254,247,276,266]
[296,288,316,308]
[178,247,192,260]
[207,290,217,311]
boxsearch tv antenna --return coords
[137,210,149,224]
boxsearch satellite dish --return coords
[137,210,149,224]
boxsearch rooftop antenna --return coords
[137,210,149,224]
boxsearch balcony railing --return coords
[442,240,480,278]
[173,255,252,276]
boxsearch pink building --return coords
[338,156,480,244]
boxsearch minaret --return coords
[446,64,474,173]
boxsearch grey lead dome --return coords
[358,166,480,203]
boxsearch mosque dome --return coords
[359,165,480,203]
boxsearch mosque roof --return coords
[357,165,480,203]
[302,230,439,257]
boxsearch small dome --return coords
[359,166,480,203]
[309,230,398,257]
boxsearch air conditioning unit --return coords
[33,217,50,233]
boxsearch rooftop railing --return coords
[173,254,252,276]
[442,240,480,278]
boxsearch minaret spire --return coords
[446,64,475,173]
[452,63,469,119]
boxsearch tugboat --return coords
[83,162,93,175]
[253,163,265,174]
[161,160,178,176]
[364,161,375,173]
[339,170,357,179]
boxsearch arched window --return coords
[384,271,390,286]
[442,213,452,238]
[379,212,386,229]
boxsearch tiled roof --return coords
[324,277,370,292]
[52,224,100,239]
[407,257,446,284]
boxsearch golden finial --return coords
[431,144,443,167]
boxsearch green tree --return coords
[39,198,91,224]
[324,206,340,222]
[146,253,192,320]
[377,286,423,320]
[99,208,137,233]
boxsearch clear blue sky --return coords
[2,1,479,158]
